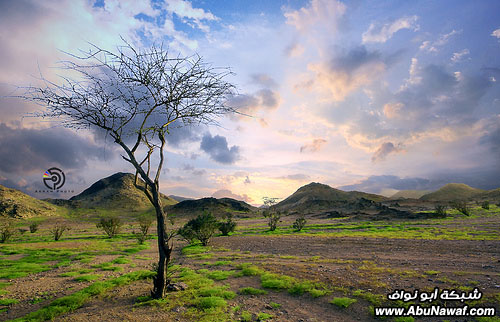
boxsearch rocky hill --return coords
[0,185,59,218]
[419,183,484,201]
[275,182,387,213]
[69,172,177,209]
[166,197,256,217]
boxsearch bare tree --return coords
[18,40,236,298]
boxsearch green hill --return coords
[69,172,177,209]
[166,197,256,217]
[390,190,432,199]
[0,185,59,218]
[275,182,386,212]
[419,183,485,201]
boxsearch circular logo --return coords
[43,167,66,190]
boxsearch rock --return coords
[166,282,188,292]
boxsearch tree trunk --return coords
[151,192,172,299]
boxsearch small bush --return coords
[134,215,153,244]
[51,223,70,241]
[481,201,490,210]
[0,219,16,243]
[292,214,307,231]
[179,212,218,246]
[218,214,236,236]
[330,297,357,308]
[96,216,122,238]
[451,200,470,216]
[29,222,39,233]
[257,312,273,321]
[434,205,447,218]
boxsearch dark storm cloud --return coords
[340,175,433,193]
[200,133,240,164]
[371,142,403,162]
[479,118,500,158]
[0,123,107,174]
[165,124,202,147]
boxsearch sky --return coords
[0,0,499,205]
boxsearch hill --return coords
[166,197,256,217]
[275,182,386,213]
[390,190,431,199]
[419,183,485,201]
[69,172,177,209]
[0,185,59,218]
[473,188,500,203]
[168,195,194,202]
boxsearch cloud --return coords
[0,122,107,174]
[420,30,460,53]
[492,28,500,39]
[250,74,278,88]
[284,42,305,58]
[165,125,202,147]
[227,89,280,119]
[279,174,311,181]
[371,142,403,162]
[300,139,327,153]
[306,46,386,101]
[212,189,253,203]
[451,49,470,63]
[283,0,346,34]
[200,133,240,164]
[362,15,419,44]
[383,102,404,119]
[164,0,218,33]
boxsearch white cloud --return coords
[283,0,346,33]
[492,28,500,39]
[451,49,470,63]
[420,29,461,53]
[362,15,419,44]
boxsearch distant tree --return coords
[134,215,154,244]
[481,201,490,210]
[262,197,281,231]
[433,205,447,218]
[218,213,237,236]
[96,216,122,238]
[451,200,471,216]
[29,222,39,233]
[292,214,307,231]
[18,40,236,298]
[0,219,16,243]
[180,212,219,246]
[51,223,70,241]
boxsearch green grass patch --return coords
[261,272,294,290]
[239,287,268,295]
[0,298,19,305]
[330,297,357,308]
[240,311,252,321]
[195,296,227,310]
[182,244,209,255]
[288,280,315,296]
[235,263,264,276]
[257,312,273,320]
[309,288,329,298]
[198,286,236,299]
[112,257,131,264]
[206,270,233,280]
[352,290,384,306]
[269,302,281,308]
[424,270,440,275]
[14,270,155,321]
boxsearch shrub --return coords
[481,201,490,210]
[179,212,218,246]
[96,216,122,238]
[196,296,227,309]
[239,287,267,295]
[0,219,16,243]
[51,223,70,241]
[218,214,236,236]
[29,222,39,233]
[134,215,153,244]
[292,214,307,231]
[263,209,281,231]
[451,200,471,216]
[434,205,447,218]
